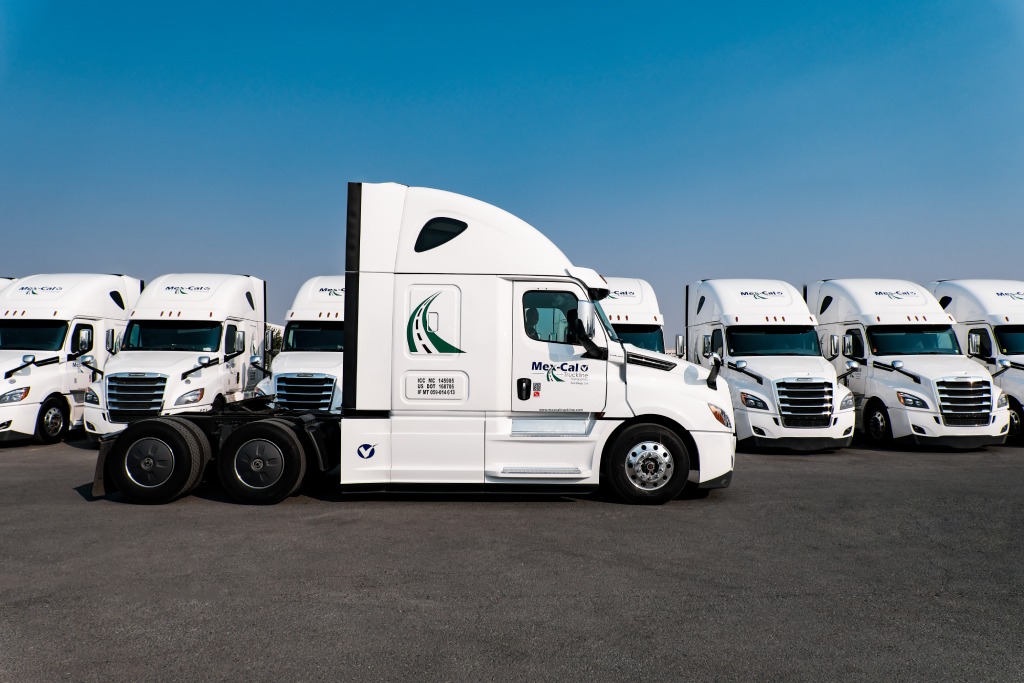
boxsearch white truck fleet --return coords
[806,279,1009,448]
[930,279,1024,442]
[92,182,736,505]
[600,277,666,354]
[0,274,142,443]
[255,276,345,412]
[684,279,856,450]
[85,273,267,437]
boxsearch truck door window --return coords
[523,291,579,344]
[845,329,865,359]
[226,324,239,353]
[711,328,724,357]
[969,328,993,357]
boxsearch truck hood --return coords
[103,351,223,378]
[725,356,837,383]
[270,351,344,375]
[879,355,990,381]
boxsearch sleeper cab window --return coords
[523,290,579,344]
[414,217,468,253]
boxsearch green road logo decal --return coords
[319,288,344,296]
[546,367,564,382]
[165,285,211,295]
[407,292,464,354]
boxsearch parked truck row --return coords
[1,183,1019,507]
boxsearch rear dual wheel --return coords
[106,418,209,504]
[217,419,306,505]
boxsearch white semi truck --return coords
[84,273,267,437]
[600,277,666,354]
[0,274,142,443]
[684,279,856,450]
[92,182,736,506]
[255,276,345,412]
[807,279,1009,448]
[930,279,1024,442]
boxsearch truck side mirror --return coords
[80,355,95,365]
[702,335,712,358]
[828,334,840,360]
[77,328,93,353]
[198,356,211,365]
[105,329,117,354]
[842,334,853,357]
[576,301,597,340]
[891,360,904,369]
[674,334,685,358]
[265,329,274,353]
[22,354,35,364]
[967,332,981,357]
[233,331,245,354]
[249,355,263,366]
[734,360,747,370]
[846,360,860,371]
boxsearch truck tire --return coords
[106,418,204,504]
[863,400,893,446]
[217,419,306,504]
[162,417,213,494]
[603,423,690,505]
[34,397,69,444]
[1008,398,1022,444]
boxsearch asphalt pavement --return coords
[0,436,1021,682]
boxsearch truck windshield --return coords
[866,325,960,356]
[994,326,1024,355]
[0,320,69,351]
[726,326,820,357]
[122,321,223,352]
[613,324,664,353]
[283,321,345,352]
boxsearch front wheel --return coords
[35,397,69,444]
[863,401,893,446]
[604,424,690,505]
[1008,398,1023,444]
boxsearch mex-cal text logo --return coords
[319,288,344,297]
[740,290,784,300]
[166,285,212,295]
[875,290,916,300]
[996,291,1024,301]
[18,286,63,295]
[531,361,589,385]
[407,292,464,354]
[607,290,637,300]
[357,443,376,459]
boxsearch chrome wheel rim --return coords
[124,438,175,488]
[42,406,64,437]
[1009,407,1021,437]
[868,409,887,441]
[624,440,673,492]
[233,439,285,490]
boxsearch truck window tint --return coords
[414,217,468,253]
[226,324,239,353]
[283,321,345,352]
[614,324,664,353]
[866,325,960,356]
[122,321,223,352]
[523,290,578,344]
[726,326,820,357]
[0,320,69,351]
[846,329,865,358]
[711,329,724,356]
[994,325,1024,355]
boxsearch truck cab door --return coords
[224,322,243,394]
[843,327,867,400]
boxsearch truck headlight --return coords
[997,393,1008,409]
[840,394,855,411]
[708,403,732,429]
[0,387,30,404]
[84,388,99,405]
[896,391,929,410]
[174,388,205,406]
[740,392,769,410]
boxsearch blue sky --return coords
[2,1,1022,334]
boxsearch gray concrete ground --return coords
[0,436,1021,682]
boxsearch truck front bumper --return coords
[691,429,735,487]
[735,408,855,451]
[0,402,42,441]
[887,406,1009,448]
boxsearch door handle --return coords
[516,378,531,401]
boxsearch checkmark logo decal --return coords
[357,443,376,459]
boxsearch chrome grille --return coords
[275,374,336,411]
[937,379,991,427]
[775,379,833,428]
[107,374,166,423]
